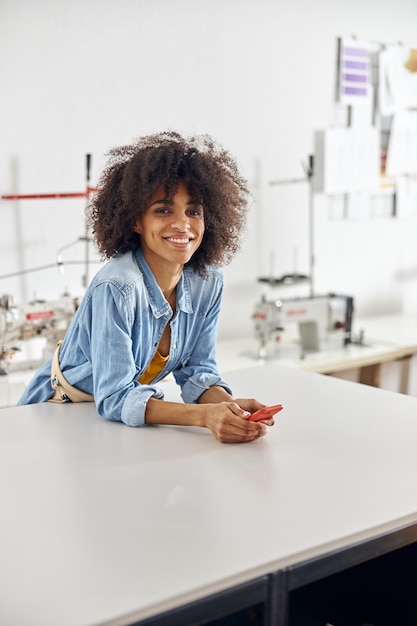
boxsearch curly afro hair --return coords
[86,131,250,276]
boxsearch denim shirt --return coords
[18,247,232,426]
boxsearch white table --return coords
[2,365,417,625]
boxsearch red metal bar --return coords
[1,187,97,201]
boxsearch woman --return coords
[18,131,274,443]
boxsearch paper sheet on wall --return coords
[314,127,380,194]
[394,175,417,218]
[337,37,373,106]
[379,44,417,116]
[344,193,369,221]
[386,111,417,176]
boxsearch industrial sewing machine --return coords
[0,293,78,375]
[252,293,354,359]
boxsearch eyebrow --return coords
[150,198,171,206]
[150,198,203,207]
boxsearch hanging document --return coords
[337,37,373,105]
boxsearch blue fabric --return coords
[18,247,232,426]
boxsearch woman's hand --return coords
[202,401,269,443]
[145,389,274,443]
[233,397,275,427]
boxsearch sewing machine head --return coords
[0,293,78,374]
[252,293,354,359]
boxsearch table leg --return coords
[398,355,411,395]
[359,363,381,387]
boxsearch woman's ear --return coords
[132,218,142,235]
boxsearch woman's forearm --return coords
[197,385,234,404]
[144,396,207,427]
[144,388,268,444]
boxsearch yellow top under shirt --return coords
[138,350,169,385]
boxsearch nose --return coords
[171,214,190,232]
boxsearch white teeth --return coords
[166,237,191,243]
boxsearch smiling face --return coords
[132,180,205,276]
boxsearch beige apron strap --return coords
[49,340,94,403]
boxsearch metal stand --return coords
[268,155,315,296]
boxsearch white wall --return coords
[1,0,417,340]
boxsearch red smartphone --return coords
[248,404,283,422]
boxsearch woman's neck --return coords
[152,264,182,308]
[139,246,183,305]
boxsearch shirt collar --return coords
[134,247,193,316]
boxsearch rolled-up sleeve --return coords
[121,384,165,426]
[180,372,232,404]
